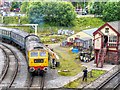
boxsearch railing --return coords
[107,42,118,47]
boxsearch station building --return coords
[93,21,120,67]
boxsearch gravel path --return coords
[0,49,5,77]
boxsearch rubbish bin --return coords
[55,62,60,67]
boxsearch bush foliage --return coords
[27,2,76,26]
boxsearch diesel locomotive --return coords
[0,27,49,75]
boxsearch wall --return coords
[94,33,102,49]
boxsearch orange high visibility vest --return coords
[52,54,55,59]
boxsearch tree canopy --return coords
[89,1,120,22]
[27,2,76,26]
[20,2,29,13]
[102,2,120,21]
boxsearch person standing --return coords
[82,68,88,81]
[52,53,55,68]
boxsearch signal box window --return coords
[69,38,73,42]
[109,36,117,42]
[105,28,109,33]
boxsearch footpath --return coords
[45,60,116,88]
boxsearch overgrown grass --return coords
[39,35,67,44]
[54,47,83,76]
[71,17,105,32]
[1,16,29,24]
[64,69,106,88]
[0,16,105,33]
[37,17,105,34]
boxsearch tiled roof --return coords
[82,28,98,36]
[108,21,120,34]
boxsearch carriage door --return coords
[103,35,108,47]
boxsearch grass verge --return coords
[64,69,106,88]
[54,47,84,76]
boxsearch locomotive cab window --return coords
[40,52,46,56]
[30,52,38,57]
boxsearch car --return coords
[2,12,7,16]
[9,12,16,16]
[82,9,87,15]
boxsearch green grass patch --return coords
[2,16,29,24]
[54,47,83,76]
[38,17,105,34]
[0,16,104,33]
[39,35,67,44]
[64,69,106,88]
[71,17,105,32]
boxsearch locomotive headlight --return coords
[43,67,48,71]
[29,67,35,72]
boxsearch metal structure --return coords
[0,24,38,35]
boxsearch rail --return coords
[0,45,9,83]
[0,43,19,88]
[83,65,120,89]
[96,69,120,90]
[27,74,45,90]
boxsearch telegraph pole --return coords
[18,15,20,24]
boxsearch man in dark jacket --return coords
[82,68,88,81]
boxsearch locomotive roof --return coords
[27,41,46,51]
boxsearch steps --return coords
[96,47,107,68]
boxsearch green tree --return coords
[20,2,29,13]
[102,2,119,21]
[27,2,76,26]
[90,2,106,15]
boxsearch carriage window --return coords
[31,52,38,57]
[5,31,7,35]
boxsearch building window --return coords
[105,28,109,33]
[76,35,80,37]
[109,36,117,42]
[109,44,117,47]
[69,38,73,42]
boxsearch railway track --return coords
[27,74,45,90]
[0,43,19,89]
[114,82,120,90]
[96,69,120,90]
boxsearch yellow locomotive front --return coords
[28,50,48,73]
[25,35,49,75]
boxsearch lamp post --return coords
[18,15,20,24]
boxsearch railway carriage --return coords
[11,29,28,49]
[0,27,12,42]
[0,27,49,75]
